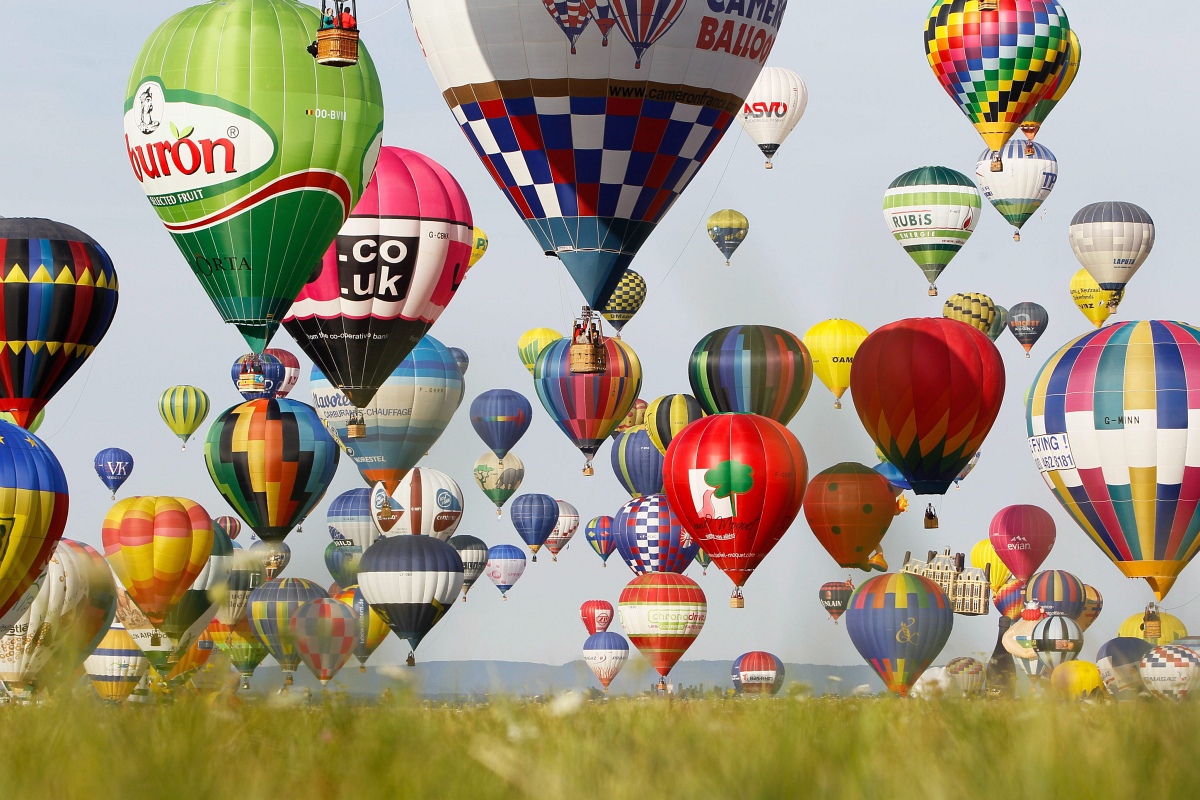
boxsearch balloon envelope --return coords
[611,427,665,498]
[450,535,489,600]
[883,167,979,293]
[94,448,134,498]
[612,494,698,576]
[470,390,533,461]
[485,544,526,597]
[731,651,784,695]
[737,67,807,167]
[247,577,329,674]
[988,505,1055,583]
[290,598,357,685]
[804,463,896,571]
[1069,202,1154,292]
[583,631,629,691]
[618,573,706,679]
[688,325,813,424]
[358,536,462,654]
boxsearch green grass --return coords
[2,693,1199,799]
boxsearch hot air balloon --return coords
[511,494,559,562]
[693,548,712,575]
[1051,659,1102,700]
[449,348,470,377]
[851,318,1005,495]
[1021,29,1081,146]
[0,410,43,433]
[986,307,1008,343]
[612,398,648,438]
[290,598,357,685]
[945,656,985,697]
[249,540,291,581]
[215,548,263,627]
[969,540,1010,594]
[485,544,526,599]
[988,505,1055,583]
[1032,614,1083,671]
[803,463,896,572]
[324,541,362,587]
[883,167,980,295]
[820,580,854,623]
[1025,570,1085,620]
[265,348,301,398]
[223,616,270,689]
[583,631,628,692]
[544,500,580,562]
[600,270,646,333]
[844,573,954,696]
[205,398,340,541]
[450,535,489,601]
[247,577,329,686]
[153,525,234,675]
[334,585,389,670]
[359,536,462,663]
[1140,645,1200,700]
[618,572,706,685]
[310,335,463,492]
[470,390,533,462]
[327,488,379,550]
[645,394,705,456]
[738,67,807,169]
[1070,268,1119,329]
[1069,203,1155,293]
[1119,610,1187,646]
[231,353,285,401]
[534,337,642,474]
[468,228,488,270]
[611,427,664,498]
[370,468,464,539]
[93,448,134,500]
[1004,602,1047,682]
[804,320,868,410]
[942,292,997,335]
[708,210,749,265]
[1096,637,1152,699]
[473,452,524,517]
[689,325,813,424]
[102,497,214,628]
[1008,302,1049,357]
[581,599,614,635]
[1078,585,1103,632]
[585,516,616,567]
[214,516,242,542]
[518,328,564,375]
[158,386,210,449]
[36,541,119,691]
[975,141,1059,240]
[0,219,120,429]
[730,651,784,695]
[85,624,148,702]
[612,494,698,576]
[664,413,807,606]
[283,148,473,407]
[407,0,786,308]
[1027,321,1200,600]
[125,0,385,352]
[993,578,1026,621]
[925,1,1071,169]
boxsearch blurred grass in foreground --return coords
[2,694,1199,799]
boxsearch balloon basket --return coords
[407,653,415,667]
[569,343,607,374]
[1024,144,1035,157]
[314,27,360,67]
[990,157,1003,173]
[1013,231,1021,242]
[927,286,937,297]
[582,464,594,477]
[980,0,998,9]
[764,161,773,170]
[552,555,558,562]
[833,399,841,409]
[284,673,293,686]
[730,590,744,609]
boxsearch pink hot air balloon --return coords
[989,505,1056,583]
[580,599,614,635]
[283,147,473,409]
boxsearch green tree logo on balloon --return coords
[704,460,754,517]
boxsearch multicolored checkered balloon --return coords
[290,598,357,685]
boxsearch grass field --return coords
[2,693,1198,799]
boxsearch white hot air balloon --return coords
[449,535,489,601]
[1068,202,1155,294]
[1139,645,1200,701]
[975,140,1058,241]
[485,544,527,600]
[371,468,465,540]
[85,624,149,703]
[544,500,580,561]
[583,631,629,692]
[737,66,808,169]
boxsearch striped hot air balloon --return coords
[585,516,616,566]
[334,586,390,671]
[371,468,464,539]
[221,616,270,689]
[644,394,704,456]
[265,348,301,398]
[158,385,209,449]
[358,535,462,660]
[213,516,242,542]
[1069,203,1155,293]
[688,325,813,424]
[449,535,489,601]
[583,631,629,692]
[324,541,362,587]
[85,624,147,703]
[611,427,664,498]
[580,599,614,635]
[612,494,698,576]
[247,577,330,683]
[975,141,1059,240]
[517,329,563,375]
[993,578,1026,621]
[1025,570,1086,620]
[1031,614,1083,672]
[942,292,997,335]
[618,572,706,680]
[326,489,379,550]
[731,651,784,695]
[290,598,357,685]
[544,500,580,561]
[883,167,980,295]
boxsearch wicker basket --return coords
[569,342,607,374]
[345,422,367,439]
[316,28,359,67]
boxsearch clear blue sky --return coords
[4,0,1195,669]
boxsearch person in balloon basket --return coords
[320,6,335,28]
[337,2,357,30]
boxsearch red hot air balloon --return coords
[284,148,473,408]
[580,599,614,635]
[663,413,808,607]
[989,505,1056,583]
[618,572,706,683]
[804,463,897,571]
[850,318,1005,495]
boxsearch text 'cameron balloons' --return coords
[511,494,559,561]
[613,494,698,576]
[284,148,473,407]
[407,0,786,308]
[358,534,463,659]
[925,1,1071,160]
[486,544,526,599]
[1027,321,1200,600]
[583,631,628,692]
[737,67,807,169]
[585,515,616,566]
[618,572,706,679]
[204,398,340,542]
[1026,570,1086,620]
[975,141,1059,240]
[804,319,868,410]
[534,337,642,473]
[731,651,784,695]
[94,448,134,500]
[803,463,896,572]
[611,427,664,498]
[1069,202,1154,293]
[0,219,119,429]
[450,535,489,601]
[581,599,614,636]
[470,390,532,461]
[159,385,210,449]
[883,167,979,296]
[689,325,813,424]
[989,505,1055,582]
[1008,302,1049,357]
[231,353,284,401]
[851,318,1005,495]
[845,573,954,696]
[663,413,808,606]
[125,0,385,352]
[645,394,704,456]
[311,335,464,492]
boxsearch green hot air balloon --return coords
[123,0,385,352]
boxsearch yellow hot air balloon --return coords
[707,209,749,265]
[1119,611,1187,646]
[942,292,997,335]
[1069,268,1119,329]
[517,328,564,375]
[1051,660,1103,700]
[969,539,1011,594]
[158,386,210,449]
[468,227,488,269]
[803,319,868,409]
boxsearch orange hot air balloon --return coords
[803,463,898,571]
[102,496,214,627]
